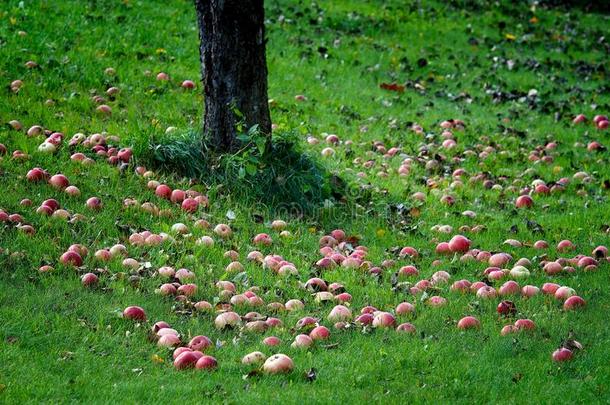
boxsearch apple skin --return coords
[457,316,480,330]
[123,306,146,321]
[60,251,83,267]
[155,184,172,199]
[263,354,294,374]
[552,348,573,362]
[448,235,471,253]
[174,351,199,369]
[195,355,218,370]
[396,323,416,334]
[563,295,586,310]
[309,326,330,340]
[515,195,533,208]
[496,300,517,316]
[372,312,396,328]
[81,273,98,287]
[514,319,535,330]
[242,351,267,365]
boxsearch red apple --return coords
[497,300,516,316]
[86,197,102,210]
[309,326,330,340]
[563,295,586,310]
[174,351,199,369]
[123,306,146,321]
[195,355,217,370]
[60,251,83,267]
[372,312,396,328]
[552,348,573,362]
[81,272,98,287]
[457,316,480,330]
[514,319,535,330]
[181,80,195,89]
[448,234,471,253]
[181,198,198,213]
[26,167,48,182]
[49,174,69,189]
[170,189,186,203]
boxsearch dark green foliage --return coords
[151,128,336,214]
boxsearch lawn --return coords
[1,0,610,403]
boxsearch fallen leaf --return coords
[380,83,405,92]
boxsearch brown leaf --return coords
[380,82,405,92]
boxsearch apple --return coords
[509,266,530,279]
[573,114,586,124]
[496,300,516,316]
[514,319,535,330]
[262,336,281,346]
[396,323,416,334]
[327,305,352,322]
[174,351,199,369]
[435,242,451,254]
[123,306,146,321]
[253,233,273,246]
[557,240,575,252]
[542,283,561,295]
[117,148,132,163]
[552,348,573,362]
[398,265,419,277]
[263,354,294,374]
[372,312,396,328]
[285,299,304,311]
[563,295,586,310]
[96,104,112,115]
[554,286,576,301]
[214,223,232,238]
[181,80,195,89]
[214,312,241,329]
[521,285,540,298]
[242,351,267,365]
[181,198,199,213]
[543,261,562,275]
[194,355,218,370]
[476,286,497,299]
[81,273,98,287]
[355,313,374,325]
[428,296,447,307]
[310,326,330,340]
[457,316,480,330]
[448,235,471,253]
[489,253,511,267]
[49,174,70,189]
[170,189,186,203]
[450,279,472,292]
[60,251,83,267]
[158,333,181,348]
[515,195,534,208]
[498,280,521,295]
[65,186,81,196]
[86,197,102,210]
[27,167,48,182]
[155,184,172,199]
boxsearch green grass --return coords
[1,0,610,403]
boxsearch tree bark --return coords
[194,0,272,153]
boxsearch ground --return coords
[1,0,610,403]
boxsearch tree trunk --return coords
[194,0,272,153]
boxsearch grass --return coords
[1,0,610,403]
